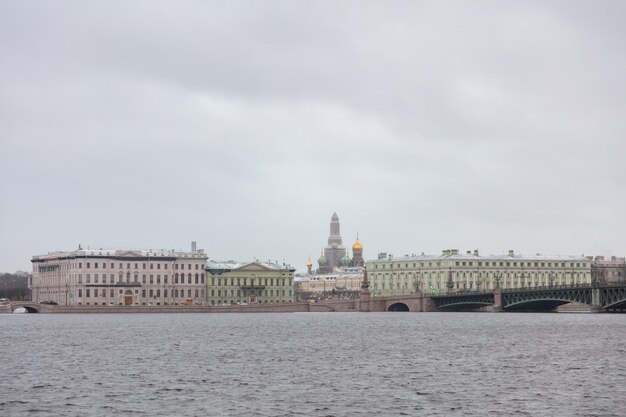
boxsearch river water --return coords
[1,312,625,417]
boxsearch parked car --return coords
[39,300,59,305]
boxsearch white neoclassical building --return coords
[31,246,208,306]
[366,249,591,297]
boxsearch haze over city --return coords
[1,1,625,273]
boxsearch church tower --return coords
[350,235,364,267]
[323,212,346,270]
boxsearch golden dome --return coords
[352,240,363,251]
[306,258,313,267]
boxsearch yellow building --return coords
[205,261,295,305]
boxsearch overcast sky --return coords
[1,1,625,273]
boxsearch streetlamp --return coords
[494,271,502,289]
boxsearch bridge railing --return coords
[434,283,602,298]
[502,283,593,293]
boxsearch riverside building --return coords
[30,245,208,306]
[205,261,295,305]
[590,255,626,284]
[295,267,364,300]
[366,249,591,296]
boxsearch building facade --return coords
[366,249,592,296]
[205,261,295,305]
[31,247,208,306]
[590,256,626,284]
[295,267,364,300]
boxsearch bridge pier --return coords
[492,287,503,312]
[358,290,371,312]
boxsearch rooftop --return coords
[368,249,589,263]
[206,260,295,271]
[32,247,207,261]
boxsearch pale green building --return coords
[366,249,592,296]
[205,261,295,305]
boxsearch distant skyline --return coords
[1,1,625,273]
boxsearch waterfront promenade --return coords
[4,283,626,313]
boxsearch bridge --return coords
[0,301,58,313]
[2,284,625,313]
[432,284,626,312]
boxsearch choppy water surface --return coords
[1,312,625,416]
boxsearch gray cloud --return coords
[1,1,625,272]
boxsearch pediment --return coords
[234,262,275,272]
[115,250,143,257]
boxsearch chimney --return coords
[508,250,514,257]
[474,249,479,256]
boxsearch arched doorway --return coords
[124,290,133,306]
[388,302,410,312]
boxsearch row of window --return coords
[209,289,292,297]
[373,271,588,280]
[73,273,205,285]
[210,277,292,287]
[372,261,588,269]
[77,288,204,298]
[69,261,201,270]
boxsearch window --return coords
[149,290,153,297]
[156,290,160,297]
[95,262,98,269]
[150,275,154,284]
[86,289,90,298]
[157,275,160,284]
[175,274,178,284]
[142,290,146,297]
[164,275,168,284]
[87,262,90,268]
[78,289,82,297]
[142,275,146,283]
[94,274,98,283]
[157,264,160,270]
[86,274,91,283]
